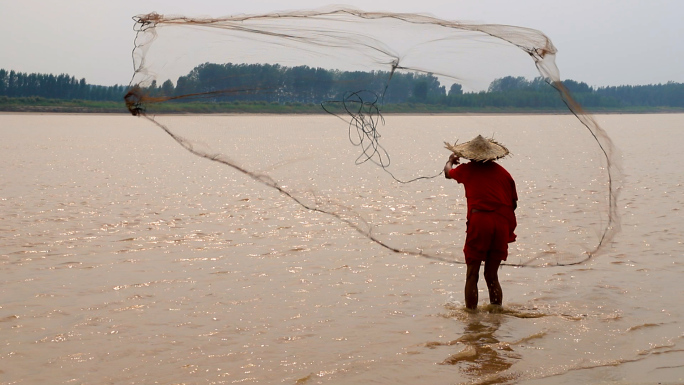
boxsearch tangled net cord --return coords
[322,90,443,184]
[317,65,614,267]
[320,91,580,268]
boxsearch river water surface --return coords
[1,113,682,384]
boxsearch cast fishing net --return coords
[125,7,622,267]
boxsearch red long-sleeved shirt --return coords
[448,161,518,242]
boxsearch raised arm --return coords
[444,153,460,179]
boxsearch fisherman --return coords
[444,135,518,310]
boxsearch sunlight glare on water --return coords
[0,113,683,384]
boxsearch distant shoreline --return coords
[3,109,684,116]
[1,98,683,115]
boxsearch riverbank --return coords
[1,96,683,114]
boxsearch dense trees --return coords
[0,69,126,101]
[2,66,683,110]
[595,82,684,107]
[166,62,445,104]
[448,76,684,109]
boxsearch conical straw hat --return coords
[444,135,509,161]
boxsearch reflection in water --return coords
[437,306,531,384]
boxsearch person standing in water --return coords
[444,135,518,310]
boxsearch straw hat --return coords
[444,135,510,161]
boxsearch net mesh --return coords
[125,7,622,267]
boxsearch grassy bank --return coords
[2,96,683,115]
[0,96,127,113]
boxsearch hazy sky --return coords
[1,0,682,88]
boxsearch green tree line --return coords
[455,76,684,109]
[163,62,444,104]
[0,69,126,101]
[2,65,683,109]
